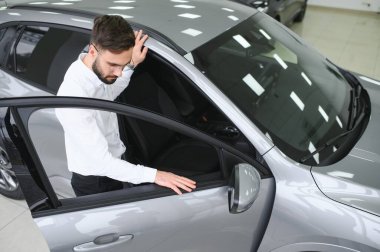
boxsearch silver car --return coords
[232,0,308,25]
[0,0,379,251]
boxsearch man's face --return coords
[92,47,133,84]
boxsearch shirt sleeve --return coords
[55,107,157,184]
[111,68,134,100]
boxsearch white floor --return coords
[0,195,49,251]
[292,6,380,80]
[1,5,379,252]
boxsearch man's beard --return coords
[92,59,117,85]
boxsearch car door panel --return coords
[35,181,274,252]
[0,97,274,252]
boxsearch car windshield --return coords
[189,12,353,166]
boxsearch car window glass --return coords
[0,27,7,67]
[16,26,47,75]
[0,28,6,40]
[27,107,73,199]
[14,25,89,93]
[190,13,351,165]
[27,107,228,205]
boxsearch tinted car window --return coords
[16,26,46,75]
[191,13,355,166]
[0,27,7,66]
[0,28,5,40]
[14,25,89,92]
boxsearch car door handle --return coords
[73,233,133,251]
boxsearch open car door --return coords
[0,96,274,252]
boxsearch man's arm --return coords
[56,108,196,194]
[131,30,148,68]
[111,30,149,99]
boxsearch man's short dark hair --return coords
[91,15,135,51]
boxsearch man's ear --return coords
[88,44,97,57]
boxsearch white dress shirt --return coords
[56,54,157,184]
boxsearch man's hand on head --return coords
[154,170,197,195]
[132,30,149,67]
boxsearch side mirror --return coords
[228,163,261,214]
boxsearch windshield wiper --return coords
[300,99,366,164]
[347,84,362,130]
[300,69,366,164]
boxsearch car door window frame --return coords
[0,96,271,218]
[127,50,269,168]
[0,21,91,94]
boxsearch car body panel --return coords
[0,8,93,30]
[33,181,274,252]
[311,76,380,217]
[259,146,380,252]
[7,0,257,53]
[0,69,50,97]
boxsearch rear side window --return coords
[13,25,90,93]
[0,28,7,66]
[16,26,46,75]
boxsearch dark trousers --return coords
[71,172,124,197]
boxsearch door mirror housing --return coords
[228,163,261,214]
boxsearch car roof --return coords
[6,0,257,54]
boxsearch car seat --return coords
[121,71,220,177]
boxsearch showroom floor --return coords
[292,6,380,80]
[0,5,379,252]
[0,195,49,251]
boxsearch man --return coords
[56,15,196,196]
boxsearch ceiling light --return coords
[181,28,202,37]
[178,13,201,19]
[108,6,134,10]
[242,74,265,96]
[290,91,304,111]
[228,15,239,21]
[174,5,195,8]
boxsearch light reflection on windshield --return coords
[190,13,352,165]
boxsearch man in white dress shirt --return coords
[56,15,196,196]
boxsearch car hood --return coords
[311,74,380,217]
